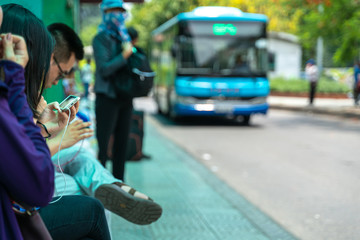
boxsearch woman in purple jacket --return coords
[0,27,53,240]
[0,4,111,240]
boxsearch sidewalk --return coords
[268,95,360,118]
[109,116,297,240]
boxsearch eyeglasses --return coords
[53,56,69,80]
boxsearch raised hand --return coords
[0,33,28,68]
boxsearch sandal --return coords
[95,183,162,225]
[114,182,153,201]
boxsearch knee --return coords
[90,197,105,214]
[74,195,105,215]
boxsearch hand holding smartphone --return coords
[59,95,80,111]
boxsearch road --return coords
[147,109,360,240]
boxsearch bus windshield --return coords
[177,36,267,77]
[175,21,267,77]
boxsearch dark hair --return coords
[127,27,138,41]
[0,4,55,118]
[47,23,84,62]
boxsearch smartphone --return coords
[59,95,80,111]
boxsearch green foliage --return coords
[128,0,199,50]
[270,78,309,93]
[294,0,360,65]
[79,17,101,46]
[98,0,360,66]
[270,77,350,94]
[128,0,308,54]
[317,79,350,94]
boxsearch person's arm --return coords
[3,33,77,139]
[0,34,54,207]
[92,33,132,79]
[0,62,54,207]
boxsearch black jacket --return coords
[92,31,132,99]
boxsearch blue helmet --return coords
[100,0,124,11]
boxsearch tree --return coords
[129,0,304,50]
[129,0,360,66]
[128,0,199,49]
[80,17,101,46]
[289,0,360,66]
[79,4,102,46]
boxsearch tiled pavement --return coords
[109,115,297,240]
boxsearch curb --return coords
[270,105,360,119]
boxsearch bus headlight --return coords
[194,104,215,111]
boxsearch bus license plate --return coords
[215,104,234,113]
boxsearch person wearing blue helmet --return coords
[93,0,163,225]
[94,0,133,181]
[305,59,318,105]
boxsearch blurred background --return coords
[3,1,360,239]
[3,0,358,100]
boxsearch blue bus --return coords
[150,6,269,123]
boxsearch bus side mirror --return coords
[255,39,267,49]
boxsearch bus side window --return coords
[179,36,196,68]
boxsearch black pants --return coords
[95,93,133,180]
[309,82,317,104]
[39,195,110,240]
[354,85,360,104]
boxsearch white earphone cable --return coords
[49,109,71,204]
